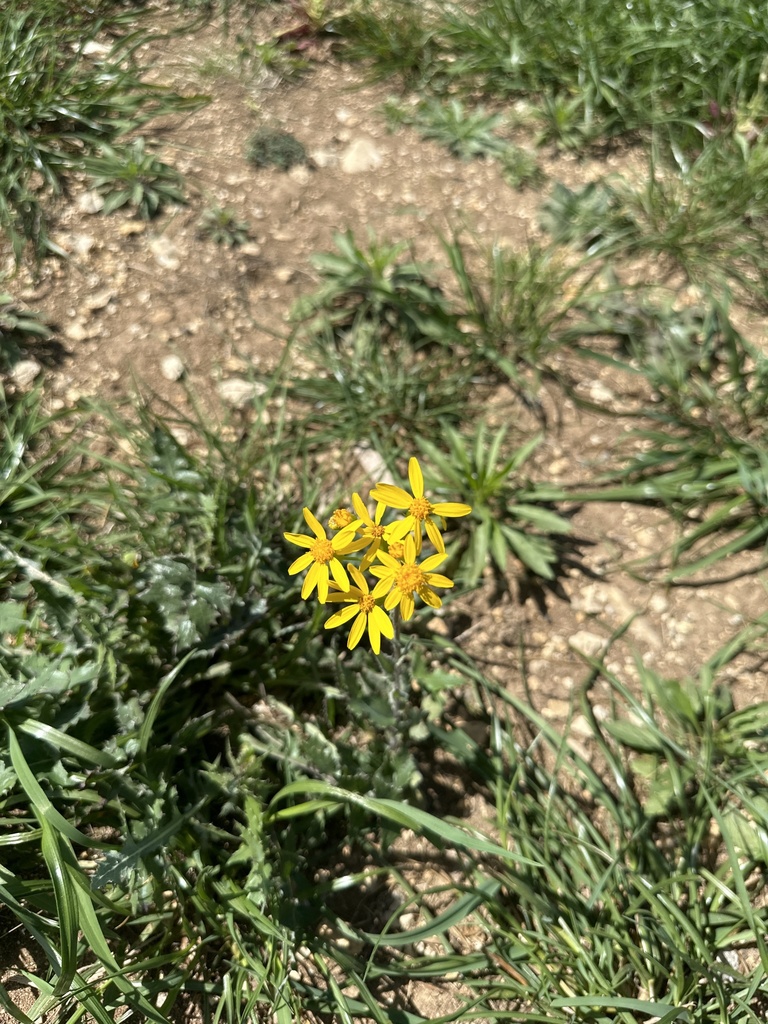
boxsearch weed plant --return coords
[0,5,204,255]
[0,385,518,1024]
[439,634,768,1024]
[197,205,250,246]
[540,135,768,303]
[289,230,479,456]
[337,0,768,147]
[82,138,186,218]
[418,424,573,585]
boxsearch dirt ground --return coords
[3,3,768,1021]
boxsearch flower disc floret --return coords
[371,457,472,554]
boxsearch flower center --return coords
[387,541,405,560]
[329,508,354,530]
[368,523,386,538]
[358,594,375,614]
[396,563,425,594]
[409,496,433,521]
[310,538,334,564]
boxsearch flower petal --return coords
[284,532,314,549]
[348,564,368,593]
[408,457,424,499]
[375,550,400,570]
[399,592,415,620]
[386,516,414,543]
[303,507,326,538]
[348,611,367,650]
[316,565,330,604]
[288,551,314,575]
[372,604,394,641]
[421,552,446,572]
[367,612,381,655]
[384,587,401,611]
[330,557,350,592]
[425,572,454,589]
[302,560,321,600]
[403,535,416,563]
[419,585,442,609]
[352,492,373,527]
[325,604,359,628]
[425,517,445,553]
[326,588,362,604]
[372,575,394,600]
[370,483,412,509]
[431,502,472,518]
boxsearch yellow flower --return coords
[349,492,387,569]
[324,566,394,654]
[284,507,362,603]
[386,539,405,561]
[328,507,355,530]
[370,535,454,621]
[370,457,471,555]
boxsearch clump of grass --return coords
[0,5,205,256]
[246,127,307,170]
[540,135,768,302]
[288,230,479,455]
[447,635,768,1024]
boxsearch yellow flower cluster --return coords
[284,457,471,654]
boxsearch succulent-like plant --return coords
[246,127,306,170]
[82,137,185,219]
[196,206,250,247]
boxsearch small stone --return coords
[288,165,311,185]
[398,913,419,931]
[648,593,669,614]
[160,355,185,382]
[118,220,147,237]
[85,289,114,311]
[217,378,265,408]
[149,308,174,326]
[77,190,104,214]
[588,381,614,404]
[72,234,96,256]
[340,138,383,174]
[354,446,389,484]
[628,615,662,649]
[82,40,111,58]
[10,359,42,388]
[64,322,90,342]
[148,236,180,270]
[309,148,337,169]
[274,266,295,284]
[570,714,593,740]
[239,242,262,257]
[568,630,607,659]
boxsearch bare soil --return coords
[3,4,768,1021]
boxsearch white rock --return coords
[568,630,607,659]
[160,355,185,382]
[10,359,42,388]
[85,289,114,311]
[354,446,389,484]
[274,266,295,284]
[217,378,266,408]
[148,236,180,270]
[71,234,96,256]
[340,138,383,174]
[82,40,111,58]
[309,148,337,169]
[77,190,104,214]
[64,322,91,343]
